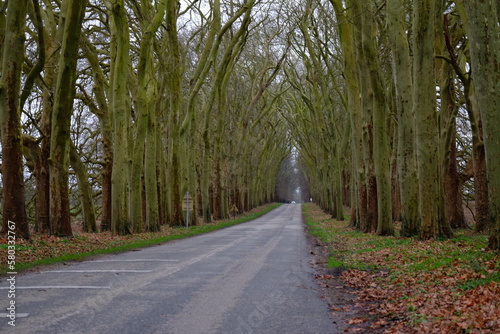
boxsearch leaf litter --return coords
[304,203,500,333]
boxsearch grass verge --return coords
[303,203,500,333]
[0,203,281,275]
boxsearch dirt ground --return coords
[306,229,387,333]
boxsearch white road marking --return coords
[45,270,154,273]
[0,286,110,290]
[0,313,29,318]
[90,259,179,262]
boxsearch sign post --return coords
[182,192,193,228]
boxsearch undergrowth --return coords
[303,203,500,333]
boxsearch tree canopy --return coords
[1,0,499,250]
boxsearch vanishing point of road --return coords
[1,204,338,333]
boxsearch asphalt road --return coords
[1,204,338,334]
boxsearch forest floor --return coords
[303,203,500,334]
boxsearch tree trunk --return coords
[100,124,113,232]
[22,135,50,234]
[0,0,30,239]
[473,140,489,232]
[413,0,441,240]
[49,0,87,237]
[129,1,166,232]
[387,0,419,236]
[145,100,160,232]
[439,59,466,230]
[352,3,377,234]
[202,135,211,223]
[356,0,393,235]
[69,143,97,232]
[164,0,184,226]
[213,157,222,220]
[445,3,489,233]
[37,29,63,235]
[110,0,131,234]
[463,0,500,249]
[330,0,366,229]
[445,134,467,229]
[80,37,112,232]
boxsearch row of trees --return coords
[284,0,500,249]
[1,0,499,250]
[275,151,310,203]
[1,0,292,238]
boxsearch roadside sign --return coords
[183,192,192,229]
[182,192,193,211]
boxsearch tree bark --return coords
[439,61,467,230]
[81,37,113,232]
[165,0,183,226]
[49,0,87,237]
[413,0,442,240]
[0,0,30,239]
[444,3,489,233]
[69,143,97,232]
[37,35,59,235]
[463,0,500,249]
[387,0,419,236]
[355,0,393,235]
[22,135,50,233]
[330,0,366,229]
[130,0,166,232]
[110,0,131,234]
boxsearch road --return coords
[1,204,338,334]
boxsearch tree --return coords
[0,0,30,239]
[352,0,393,235]
[49,0,88,237]
[413,0,452,240]
[80,34,113,232]
[330,0,366,229]
[109,0,131,234]
[129,0,166,232]
[387,0,419,236]
[69,142,97,232]
[463,0,500,249]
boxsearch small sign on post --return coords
[183,192,193,228]
[230,204,238,218]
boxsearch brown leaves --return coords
[341,256,500,333]
[0,227,179,268]
[303,203,500,334]
[340,261,500,333]
[348,317,369,324]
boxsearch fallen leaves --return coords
[348,317,369,324]
[0,226,183,269]
[303,203,500,334]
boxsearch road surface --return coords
[1,204,338,333]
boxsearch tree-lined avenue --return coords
[0,204,336,334]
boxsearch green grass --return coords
[328,257,346,268]
[460,271,500,290]
[0,244,33,251]
[1,203,282,274]
[302,203,500,284]
[302,203,500,333]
